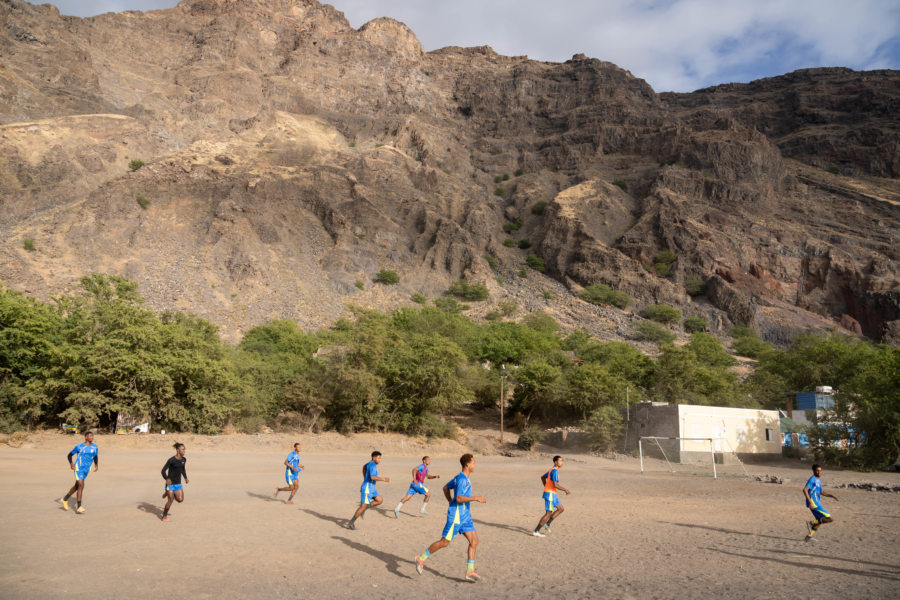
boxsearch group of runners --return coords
[60,431,839,581]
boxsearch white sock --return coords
[420,502,428,512]
[395,503,403,512]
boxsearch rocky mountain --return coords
[1,0,898,343]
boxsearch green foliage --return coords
[531,201,547,215]
[826,165,840,175]
[526,254,545,272]
[522,312,559,335]
[411,293,428,304]
[447,279,490,301]
[542,290,554,300]
[653,262,671,277]
[730,326,773,358]
[23,238,35,252]
[612,179,628,191]
[484,311,502,321]
[630,321,675,344]
[494,175,502,184]
[348,141,356,147]
[517,424,545,450]
[498,301,517,317]
[639,304,681,324]
[355,280,364,290]
[502,173,510,181]
[503,238,515,247]
[651,344,744,407]
[684,275,707,296]
[578,341,655,388]
[655,250,676,265]
[433,297,469,314]
[129,159,145,171]
[136,195,150,209]
[512,359,563,421]
[517,239,532,249]
[514,168,524,177]
[483,254,498,270]
[494,186,505,197]
[583,406,624,452]
[687,333,736,368]
[518,268,528,279]
[503,219,523,233]
[374,269,399,285]
[683,316,709,333]
[579,284,632,309]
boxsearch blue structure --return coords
[796,391,834,411]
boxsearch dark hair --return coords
[84,431,93,437]
[173,442,185,450]
[553,455,562,463]
[422,456,429,462]
[460,453,474,468]
[294,442,301,449]
[812,463,821,472]
[371,451,382,458]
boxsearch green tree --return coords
[583,406,624,452]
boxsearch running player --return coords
[348,451,390,530]
[161,442,189,522]
[804,463,839,541]
[414,453,486,582]
[274,442,304,504]
[394,455,439,517]
[533,455,571,537]
[60,431,99,514]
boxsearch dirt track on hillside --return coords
[0,433,897,600]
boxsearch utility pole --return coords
[499,364,506,443]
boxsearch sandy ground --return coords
[0,432,898,600]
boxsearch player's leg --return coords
[546,502,564,527]
[417,517,457,573]
[162,487,175,521]
[62,479,79,510]
[370,495,383,508]
[806,507,832,539]
[276,473,294,497]
[73,478,86,512]
[395,493,413,517]
[174,489,184,504]
[462,530,480,581]
[421,488,431,514]
[286,480,298,503]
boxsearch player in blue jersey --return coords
[533,455,571,536]
[348,451,390,530]
[161,442,189,522]
[804,463,839,541]
[394,455,440,517]
[274,442,304,504]
[415,453,486,582]
[60,431,99,514]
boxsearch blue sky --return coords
[45,0,900,92]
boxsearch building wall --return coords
[677,405,781,458]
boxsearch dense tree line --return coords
[1,275,896,467]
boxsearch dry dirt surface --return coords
[0,433,898,600]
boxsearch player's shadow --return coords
[476,519,533,535]
[300,508,350,528]
[723,544,900,571]
[704,547,900,582]
[659,521,797,542]
[246,491,282,503]
[332,536,454,581]
[136,502,164,519]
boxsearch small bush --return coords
[23,238,35,252]
[631,321,675,344]
[501,173,510,181]
[447,279,490,301]
[502,219,523,233]
[494,175,502,184]
[374,269,399,285]
[517,239,532,249]
[640,304,681,324]
[484,311,502,321]
[612,179,628,191]
[514,168,524,177]
[526,253,545,272]
[355,280,364,290]
[136,195,150,209]
[128,159,145,171]
[518,268,528,279]
[411,293,428,304]
[483,254,498,270]
[348,141,356,147]
[503,238,515,247]
[517,425,545,450]
[434,297,469,313]
[494,186,505,197]
[654,262,671,277]
[826,165,840,175]
[684,275,707,296]
[683,316,709,333]
[656,250,676,265]
[578,284,632,309]
[498,301,517,317]
[531,201,547,215]
[542,290,554,300]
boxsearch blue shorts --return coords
[543,491,561,512]
[407,482,428,496]
[810,506,831,520]
[166,484,183,492]
[74,469,90,481]
[360,483,380,505]
[442,507,476,541]
[285,470,300,485]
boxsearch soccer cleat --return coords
[532,530,546,537]
[162,516,168,522]
[465,571,481,582]
[347,520,356,530]
[394,507,400,518]
[60,498,69,511]
[543,524,551,533]
[415,557,426,575]
[420,509,429,515]
[76,506,85,514]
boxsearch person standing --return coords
[161,442,189,522]
[275,443,304,504]
[415,453,486,582]
[533,455,571,537]
[394,455,439,517]
[60,431,99,514]
[348,451,389,530]
[804,463,838,541]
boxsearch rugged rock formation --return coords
[1,0,898,343]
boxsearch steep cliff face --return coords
[0,0,897,343]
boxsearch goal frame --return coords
[639,436,717,479]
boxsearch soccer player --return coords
[804,463,839,541]
[533,455,571,537]
[274,442,304,504]
[348,451,390,530]
[415,453,486,582]
[60,431,99,514]
[394,455,440,517]
[161,442,189,522]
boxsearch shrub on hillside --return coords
[639,304,681,324]
[683,316,709,333]
[447,279,490,301]
[578,284,632,309]
[631,321,675,344]
[374,269,399,285]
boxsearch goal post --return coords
[639,436,717,479]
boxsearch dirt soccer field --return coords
[0,433,897,600]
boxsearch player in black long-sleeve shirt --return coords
[160,442,188,522]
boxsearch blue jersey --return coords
[285,451,302,473]
[361,460,378,489]
[71,442,98,472]
[805,475,822,507]
[446,472,473,521]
